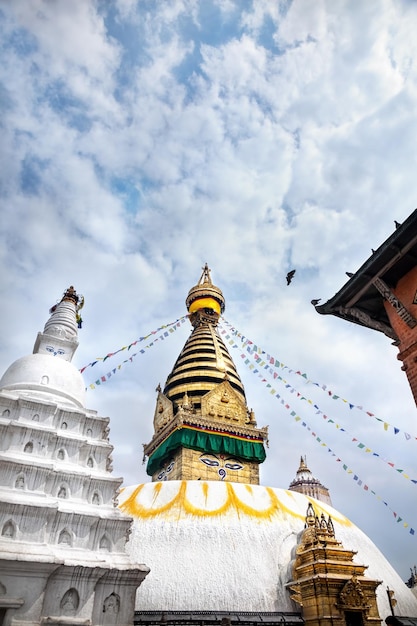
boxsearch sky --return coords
[1,0,417,582]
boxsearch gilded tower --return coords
[288,503,382,626]
[143,264,268,484]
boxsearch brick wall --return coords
[383,266,417,406]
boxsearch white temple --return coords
[0,287,149,626]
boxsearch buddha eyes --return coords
[45,346,65,355]
[200,456,243,471]
[157,460,175,480]
[224,462,243,471]
[200,457,219,467]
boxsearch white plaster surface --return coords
[0,295,149,625]
[119,480,417,618]
[0,354,86,408]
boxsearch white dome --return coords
[119,480,417,617]
[0,353,85,408]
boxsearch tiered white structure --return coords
[288,455,333,505]
[0,287,149,626]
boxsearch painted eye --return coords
[157,471,165,480]
[200,457,219,467]
[46,346,54,352]
[56,349,65,355]
[166,462,174,473]
[224,462,243,471]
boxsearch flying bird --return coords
[311,299,321,306]
[286,269,296,285]
[394,220,401,229]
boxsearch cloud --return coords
[0,0,416,581]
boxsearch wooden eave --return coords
[315,210,417,335]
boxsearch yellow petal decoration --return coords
[119,481,351,526]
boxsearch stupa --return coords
[0,287,149,626]
[118,266,417,625]
[288,455,332,505]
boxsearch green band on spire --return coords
[146,427,266,476]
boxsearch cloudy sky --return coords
[1,0,417,581]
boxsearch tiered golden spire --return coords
[163,263,245,410]
[143,265,268,484]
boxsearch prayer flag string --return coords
[221,331,417,485]
[220,318,417,442]
[79,316,188,374]
[84,317,187,390]
[229,342,415,535]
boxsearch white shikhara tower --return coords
[0,287,149,626]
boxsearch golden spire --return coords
[164,265,244,409]
[143,266,268,484]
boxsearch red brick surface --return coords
[383,266,417,406]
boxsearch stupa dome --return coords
[119,481,417,616]
[0,353,85,408]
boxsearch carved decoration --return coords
[103,592,120,614]
[99,535,111,551]
[24,441,33,453]
[58,529,72,545]
[335,306,398,340]
[60,588,79,614]
[15,474,25,489]
[339,576,367,609]
[57,485,68,499]
[176,391,195,417]
[373,277,417,328]
[201,381,248,426]
[1,520,16,538]
[153,392,174,432]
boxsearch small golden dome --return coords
[185,263,225,315]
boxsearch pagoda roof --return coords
[315,209,417,339]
